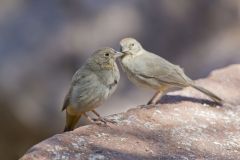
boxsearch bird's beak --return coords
[120,47,129,53]
[122,49,129,53]
[120,47,132,55]
[114,51,124,59]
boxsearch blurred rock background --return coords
[0,0,240,159]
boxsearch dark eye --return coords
[105,53,109,57]
[131,43,135,47]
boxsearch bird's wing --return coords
[133,52,192,86]
[71,69,104,109]
[62,88,71,111]
[61,67,90,111]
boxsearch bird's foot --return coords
[92,117,116,124]
[91,118,107,125]
[138,104,156,109]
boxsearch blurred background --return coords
[0,0,240,159]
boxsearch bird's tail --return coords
[191,84,222,104]
[64,111,82,132]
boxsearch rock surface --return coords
[21,65,240,160]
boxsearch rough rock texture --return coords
[21,64,240,160]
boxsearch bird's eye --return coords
[104,53,110,57]
[131,43,135,47]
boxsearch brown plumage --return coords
[62,48,121,132]
[119,38,222,105]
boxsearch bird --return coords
[119,37,222,105]
[62,47,122,132]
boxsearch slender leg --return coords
[147,91,163,105]
[92,109,116,124]
[92,110,101,118]
[147,85,170,105]
[83,113,95,123]
[91,110,106,124]
[83,113,106,125]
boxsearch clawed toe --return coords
[139,104,156,109]
[93,117,116,124]
[92,118,106,125]
[103,118,117,124]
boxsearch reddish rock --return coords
[21,65,240,160]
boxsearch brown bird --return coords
[62,48,122,132]
[119,38,222,105]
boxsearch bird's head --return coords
[90,47,122,70]
[120,38,142,56]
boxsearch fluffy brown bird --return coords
[62,48,122,132]
[119,38,222,105]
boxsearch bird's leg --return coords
[147,91,163,105]
[83,113,104,125]
[140,87,168,109]
[138,90,163,109]
[91,109,101,118]
[91,110,116,124]
[91,110,106,124]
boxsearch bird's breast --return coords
[120,55,162,90]
[121,56,144,86]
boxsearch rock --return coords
[20,64,240,160]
